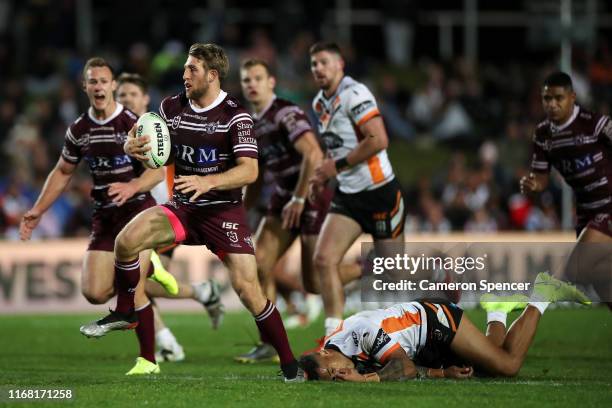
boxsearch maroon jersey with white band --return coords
[61,103,151,209]
[252,96,312,192]
[531,106,612,226]
[159,91,257,207]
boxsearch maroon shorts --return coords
[267,186,333,235]
[160,201,255,259]
[578,213,612,238]
[89,196,156,251]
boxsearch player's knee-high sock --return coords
[114,258,141,313]
[135,303,156,363]
[254,300,295,366]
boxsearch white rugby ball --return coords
[135,112,171,169]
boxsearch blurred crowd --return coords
[2,5,612,240]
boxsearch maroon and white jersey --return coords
[159,91,257,207]
[61,103,151,209]
[531,105,612,226]
[252,96,312,194]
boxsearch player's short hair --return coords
[309,42,343,58]
[543,71,573,90]
[188,43,229,80]
[298,354,321,381]
[82,57,115,80]
[240,59,274,77]
[116,73,148,94]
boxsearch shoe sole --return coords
[80,321,139,338]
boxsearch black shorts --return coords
[329,178,405,239]
[414,299,465,369]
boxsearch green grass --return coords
[0,308,610,407]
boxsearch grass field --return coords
[0,307,610,408]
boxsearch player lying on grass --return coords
[299,272,590,381]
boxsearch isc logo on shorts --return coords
[222,222,238,230]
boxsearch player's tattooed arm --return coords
[377,358,410,381]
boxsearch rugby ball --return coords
[135,112,171,169]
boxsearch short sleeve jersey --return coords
[531,105,612,223]
[252,96,313,192]
[159,90,257,207]
[312,76,395,194]
[61,103,151,209]
[324,302,427,370]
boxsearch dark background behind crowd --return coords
[2,0,612,239]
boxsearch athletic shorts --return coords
[267,186,333,235]
[576,213,612,238]
[329,178,405,239]
[414,299,465,369]
[88,196,156,251]
[160,200,254,259]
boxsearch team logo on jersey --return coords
[244,235,254,249]
[172,116,182,130]
[202,121,219,134]
[227,231,239,243]
[320,131,344,149]
[351,331,359,347]
[575,134,585,146]
[226,100,237,107]
[594,213,608,224]
[114,132,127,144]
[371,329,391,355]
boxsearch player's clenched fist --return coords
[443,365,474,379]
[520,173,542,194]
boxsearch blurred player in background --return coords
[521,71,612,308]
[93,43,303,381]
[116,73,225,362]
[235,59,361,363]
[299,273,590,381]
[19,58,168,375]
[309,42,407,336]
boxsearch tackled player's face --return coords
[183,56,211,100]
[240,65,275,105]
[117,83,149,116]
[84,67,116,113]
[311,51,344,91]
[311,349,354,381]
[541,85,576,124]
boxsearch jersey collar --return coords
[88,102,123,125]
[189,90,228,113]
[252,94,276,120]
[550,105,579,133]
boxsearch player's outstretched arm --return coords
[175,157,258,202]
[20,157,76,240]
[108,168,165,207]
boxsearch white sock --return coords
[156,327,178,350]
[487,311,507,326]
[528,302,550,315]
[324,317,342,336]
[193,282,212,303]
